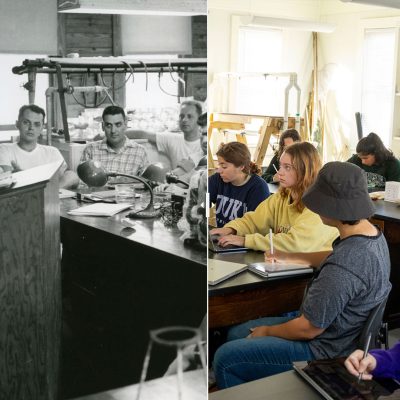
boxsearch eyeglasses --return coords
[278,163,296,172]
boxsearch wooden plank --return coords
[66,33,113,47]
[112,15,122,56]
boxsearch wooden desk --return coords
[370,200,400,327]
[208,251,310,329]
[72,370,206,400]
[61,198,206,397]
[209,370,321,400]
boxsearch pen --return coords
[358,333,372,384]
[269,228,274,263]
[273,164,279,173]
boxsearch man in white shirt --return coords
[0,104,79,189]
[127,100,204,169]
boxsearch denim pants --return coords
[213,315,315,389]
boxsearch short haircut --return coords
[102,105,125,120]
[197,112,207,127]
[180,100,202,117]
[18,104,45,122]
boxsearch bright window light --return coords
[361,28,396,146]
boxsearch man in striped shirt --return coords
[80,105,149,178]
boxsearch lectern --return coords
[0,162,62,399]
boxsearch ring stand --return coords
[136,326,206,400]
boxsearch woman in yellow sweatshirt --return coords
[210,142,338,253]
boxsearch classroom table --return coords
[71,370,206,400]
[370,199,400,327]
[208,251,311,329]
[60,197,207,397]
[209,370,321,400]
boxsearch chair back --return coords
[358,297,388,350]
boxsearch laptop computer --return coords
[293,359,400,400]
[208,259,247,285]
[208,230,249,253]
[248,262,313,278]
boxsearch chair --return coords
[358,297,389,351]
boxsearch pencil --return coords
[357,333,372,384]
[269,228,274,262]
[273,164,279,173]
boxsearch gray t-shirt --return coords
[302,231,391,360]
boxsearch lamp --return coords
[165,172,189,188]
[77,160,160,219]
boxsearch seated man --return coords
[80,105,149,178]
[213,162,391,389]
[126,100,204,170]
[0,104,79,189]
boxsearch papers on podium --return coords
[67,202,133,217]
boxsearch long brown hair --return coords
[216,142,261,175]
[277,129,301,158]
[279,142,321,212]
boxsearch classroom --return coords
[1,0,400,399]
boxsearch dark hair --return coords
[18,104,45,122]
[102,105,125,120]
[197,112,207,127]
[277,129,301,158]
[216,142,261,175]
[280,142,321,212]
[180,100,202,117]
[356,132,395,164]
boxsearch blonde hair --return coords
[216,142,261,175]
[279,142,321,212]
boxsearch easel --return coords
[208,113,303,170]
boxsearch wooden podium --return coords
[0,163,62,399]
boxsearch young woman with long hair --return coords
[210,142,338,252]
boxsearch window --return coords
[361,28,396,146]
[234,27,287,116]
[0,54,47,125]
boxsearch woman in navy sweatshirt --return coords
[209,141,270,227]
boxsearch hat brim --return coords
[303,182,376,221]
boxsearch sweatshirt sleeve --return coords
[224,195,275,241]
[261,154,279,183]
[249,207,336,252]
[370,342,400,381]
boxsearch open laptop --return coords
[208,230,249,253]
[293,359,400,400]
[208,259,247,285]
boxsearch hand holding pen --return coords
[344,333,377,381]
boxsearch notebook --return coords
[208,231,249,253]
[293,359,400,400]
[248,262,313,278]
[208,259,247,285]
[67,203,133,217]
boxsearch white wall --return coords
[208,0,400,159]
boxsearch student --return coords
[0,104,79,189]
[213,161,391,389]
[210,142,337,253]
[80,105,149,177]
[209,142,270,227]
[262,129,301,183]
[345,342,400,381]
[347,132,400,189]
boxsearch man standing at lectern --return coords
[0,104,79,189]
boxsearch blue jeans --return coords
[213,316,315,389]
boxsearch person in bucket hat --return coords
[213,161,391,389]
